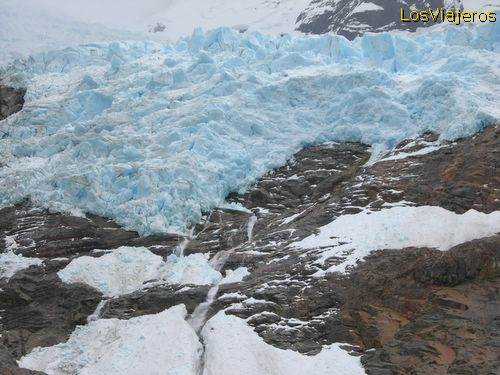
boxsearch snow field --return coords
[18,305,203,375]
[201,310,366,375]
[292,205,500,274]
[18,305,366,375]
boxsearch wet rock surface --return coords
[1,125,498,374]
[0,84,26,121]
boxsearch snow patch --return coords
[352,2,384,14]
[291,206,500,274]
[58,246,221,297]
[0,251,43,280]
[18,305,202,375]
[201,311,365,375]
[376,144,443,162]
[220,267,250,284]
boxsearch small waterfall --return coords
[188,284,220,334]
[175,227,195,257]
[87,300,107,323]
[208,248,234,272]
[188,247,234,333]
[188,213,258,334]
[247,213,257,242]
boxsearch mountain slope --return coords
[1,125,499,374]
[296,0,451,39]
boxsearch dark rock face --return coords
[0,202,179,261]
[1,343,44,374]
[345,236,500,375]
[0,84,26,121]
[0,267,102,360]
[1,125,498,374]
[101,284,210,319]
[296,0,459,40]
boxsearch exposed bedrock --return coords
[0,125,498,374]
[295,0,461,40]
[0,84,26,121]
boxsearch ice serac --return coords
[0,23,498,234]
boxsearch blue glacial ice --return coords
[0,23,499,234]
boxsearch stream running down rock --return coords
[189,214,258,334]
[0,126,499,374]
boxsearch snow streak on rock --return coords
[0,251,42,280]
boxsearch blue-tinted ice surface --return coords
[0,23,498,234]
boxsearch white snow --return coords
[0,0,312,66]
[0,251,43,280]
[280,209,307,225]
[220,267,250,284]
[0,0,146,66]
[291,206,500,274]
[0,235,43,280]
[18,305,202,375]
[352,2,384,14]
[376,145,444,162]
[148,0,312,40]
[201,310,365,375]
[18,304,366,375]
[58,246,221,296]
[0,23,498,235]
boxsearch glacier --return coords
[0,22,499,234]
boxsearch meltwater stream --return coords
[189,213,257,332]
[176,227,195,257]
[188,213,257,374]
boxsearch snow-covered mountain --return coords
[4,0,498,67]
[296,0,450,39]
[145,0,312,38]
[295,0,500,38]
[1,1,500,375]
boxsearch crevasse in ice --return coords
[0,23,498,234]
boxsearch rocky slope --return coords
[1,121,498,373]
[295,0,463,39]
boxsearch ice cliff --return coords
[0,23,498,234]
